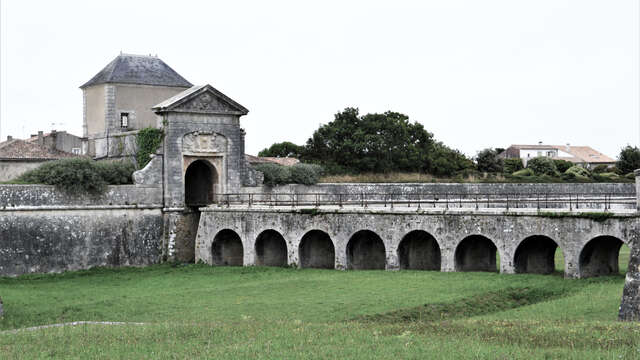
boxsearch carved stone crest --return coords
[179,92,234,112]
[183,132,227,153]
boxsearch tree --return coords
[258,141,304,158]
[526,157,558,176]
[258,107,474,176]
[475,148,503,173]
[616,145,640,174]
[304,108,436,174]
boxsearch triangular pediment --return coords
[152,84,249,115]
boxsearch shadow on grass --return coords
[355,286,583,323]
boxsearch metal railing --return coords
[211,192,635,211]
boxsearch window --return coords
[120,112,129,128]
[71,148,81,155]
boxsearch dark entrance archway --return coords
[185,160,217,207]
[212,229,243,266]
[299,230,335,269]
[514,235,560,274]
[255,230,288,267]
[455,235,498,272]
[579,236,625,277]
[398,230,441,270]
[347,230,386,270]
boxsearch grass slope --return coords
[0,253,638,359]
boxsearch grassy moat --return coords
[0,247,637,359]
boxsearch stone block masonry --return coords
[0,184,164,277]
[196,207,639,279]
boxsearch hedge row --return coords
[253,163,324,186]
[17,158,135,194]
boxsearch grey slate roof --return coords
[80,54,192,88]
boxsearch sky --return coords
[0,0,638,159]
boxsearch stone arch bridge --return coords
[195,199,639,279]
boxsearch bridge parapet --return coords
[215,192,635,212]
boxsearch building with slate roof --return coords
[81,53,192,158]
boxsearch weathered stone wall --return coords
[246,182,635,196]
[0,208,163,277]
[196,207,638,279]
[0,185,162,208]
[0,184,164,277]
[618,170,640,320]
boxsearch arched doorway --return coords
[579,236,625,277]
[514,235,561,274]
[212,229,243,266]
[299,230,335,269]
[185,160,217,207]
[347,230,386,270]
[455,235,498,272]
[255,230,288,267]
[398,230,441,270]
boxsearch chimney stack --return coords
[7,136,12,141]
[37,131,44,147]
[565,143,570,152]
[538,141,543,145]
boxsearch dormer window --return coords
[120,112,129,128]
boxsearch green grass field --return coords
[0,245,637,359]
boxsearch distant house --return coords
[245,154,300,167]
[499,143,615,168]
[0,131,82,182]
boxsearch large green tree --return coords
[258,141,304,158]
[475,148,503,173]
[303,108,435,173]
[617,145,640,174]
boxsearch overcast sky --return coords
[0,0,638,158]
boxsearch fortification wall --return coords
[246,182,635,196]
[0,184,163,277]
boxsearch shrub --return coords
[254,163,324,186]
[526,157,558,176]
[254,163,291,186]
[289,163,324,185]
[553,159,573,173]
[95,160,136,185]
[503,158,524,174]
[18,158,106,194]
[592,164,609,174]
[512,168,534,177]
[563,166,591,181]
[475,148,503,173]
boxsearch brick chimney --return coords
[6,135,12,141]
[37,131,44,147]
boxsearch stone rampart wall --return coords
[245,182,635,196]
[0,184,162,208]
[0,184,164,277]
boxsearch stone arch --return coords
[184,159,218,206]
[514,235,561,274]
[579,235,625,277]
[346,230,386,270]
[212,229,243,266]
[455,235,498,272]
[255,229,288,267]
[397,230,441,270]
[299,230,335,269]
